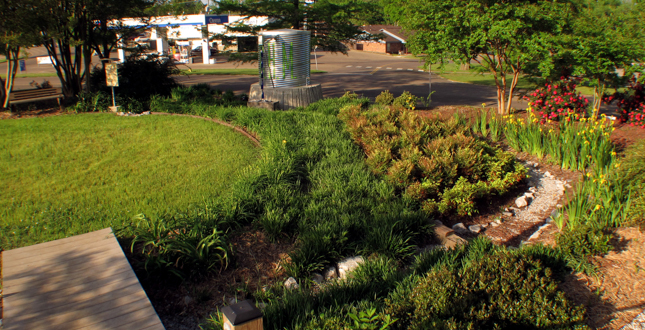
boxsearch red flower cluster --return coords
[604,78,645,128]
[524,79,588,123]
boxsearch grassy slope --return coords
[0,113,260,249]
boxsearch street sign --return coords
[19,60,26,72]
[205,15,228,24]
[105,63,119,87]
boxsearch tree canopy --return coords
[386,0,575,114]
[215,0,375,53]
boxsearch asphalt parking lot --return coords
[3,47,528,109]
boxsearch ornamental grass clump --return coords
[524,79,589,123]
[339,105,526,216]
[503,109,615,172]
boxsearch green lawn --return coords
[0,72,58,78]
[180,68,326,75]
[0,113,260,249]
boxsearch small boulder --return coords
[312,273,324,285]
[515,196,528,208]
[490,221,500,228]
[529,187,537,193]
[502,211,513,217]
[452,223,469,234]
[469,224,482,234]
[524,192,534,199]
[324,266,337,280]
[338,256,365,280]
[544,171,552,177]
[284,277,299,290]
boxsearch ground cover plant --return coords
[146,91,430,278]
[202,239,588,330]
[0,113,260,249]
[338,103,526,216]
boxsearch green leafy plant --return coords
[392,91,418,110]
[375,90,395,106]
[348,308,397,330]
[339,105,526,216]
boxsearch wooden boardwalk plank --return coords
[2,228,165,330]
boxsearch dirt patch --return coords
[558,227,645,330]
[130,228,293,330]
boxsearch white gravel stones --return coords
[622,310,645,330]
[515,196,529,208]
[513,166,566,224]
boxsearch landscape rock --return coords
[452,223,469,234]
[544,171,552,177]
[324,266,337,280]
[502,211,514,217]
[490,221,500,227]
[338,256,365,280]
[312,273,324,285]
[524,192,534,199]
[515,196,529,208]
[529,187,537,193]
[469,224,482,233]
[284,277,299,290]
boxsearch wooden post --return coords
[221,300,263,330]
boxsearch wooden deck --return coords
[2,228,165,330]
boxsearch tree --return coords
[215,0,372,53]
[569,0,644,111]
[385,0,574,114]
[0,0,40,109]
[31,0,151,98]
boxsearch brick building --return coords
[350,25,410,55]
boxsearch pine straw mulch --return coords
[557,227,645,330]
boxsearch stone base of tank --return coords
[249,83,323,110]
[247,99,279,111]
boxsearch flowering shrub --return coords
[524,79,589,123]
[604,78,645,128]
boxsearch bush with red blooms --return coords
[604,78,645,128]
[524,78,589,123]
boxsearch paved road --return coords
[3,47,528,109]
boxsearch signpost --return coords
[105,62,119,112]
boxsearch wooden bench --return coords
[8,87,64,110]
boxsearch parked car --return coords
[191,46,218,57]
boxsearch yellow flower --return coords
[482,103,486,107]
[611,151,617,156]
[593,204,602,211]
[282,140,287,144]
[586,172,593,177]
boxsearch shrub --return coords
[384,251,588,330]
[375,90,395,106]
[524,79,589,123]
[70,91,110,113]
[339,105,526,216]
[392,91,419,110]
[90,55,180,111]
[604,77,645,128]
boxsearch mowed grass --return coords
[0,113,260,249]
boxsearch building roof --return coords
[361,25,411,43]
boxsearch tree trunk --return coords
[506,71,520,115]
[2,47,20,109]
